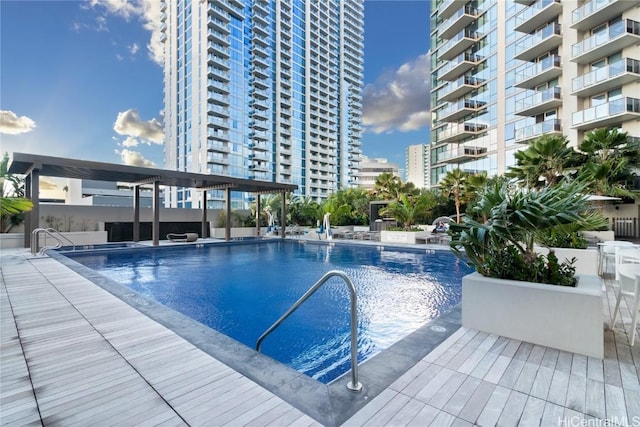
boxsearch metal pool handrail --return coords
[31,228,76,255]
[255,270,363,392]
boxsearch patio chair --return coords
[611,257,640,346]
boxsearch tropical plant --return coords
[322,187,371,226]
[576,127,640,199]
[439,168,469,223]
[371,172,418,201]
[449,180,608,286]
[379,193,437,231]
[288,195,321,226]
[1,153,33,233]
[507,134,580,188]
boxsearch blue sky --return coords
[1,0,430,173]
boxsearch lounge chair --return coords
[166,232,198,242]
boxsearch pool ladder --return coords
[31,228,76,256]
[256,270,363,392]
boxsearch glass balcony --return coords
[439,5,479,40]
[571,0,637,31]
[439,30,481,61]
[208,66,229,81]
[207,105,229,117]
[208,80,229,94]
[207,153,228,165]
[440,99,487,122]
[514,55,562,89]
[441,146,488,163]
[572,19,640,64]
[515,87,562,117]
[514,22,562,62]
[572,97,640,130]
[440,76,484,102]
[437,122,488,143]
[208,17,230,33]
[207,141,229,154]
[514,0,561,34]
[572,58,640,97]
[207,92,230,106]
[514,119,562,144]
[207,116,230,129]
[438,0,471,20]
[438,53,483,81]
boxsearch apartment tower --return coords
[430,0,640,187]
[406,144,431,189]
[160,0,364,209]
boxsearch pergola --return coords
[8,152,297,248]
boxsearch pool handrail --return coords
[255,270,363,392]
[31,228,76,256]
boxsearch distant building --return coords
[358,157,400,191]
[430,0,640,186]
[64,179,161,207]
[161,0,365,209]
[406,144,430,189]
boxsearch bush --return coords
[482,246,576,286]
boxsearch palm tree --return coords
[577,127,640,198]
[371,173,418,201]
[379,193,436,230]
[1,153,33,233]
[288,195,321,226]
[322,187,371,225]
[440,169,469,223]
[506,134,579,188]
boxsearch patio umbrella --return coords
[585,195,622,202]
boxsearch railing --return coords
[610,217,639,239]
[256,270,362,392]
[572,58,640,93]
[572,19,640,58]
[30,228,75,256]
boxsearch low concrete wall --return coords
[1,231,108,250]
[381,230,430,244]
[536,246,599,276]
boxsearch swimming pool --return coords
[61,240,473,383]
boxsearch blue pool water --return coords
[62,241,473,383]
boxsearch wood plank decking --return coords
[2,246,639,426]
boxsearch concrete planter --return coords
[462,272,603,358]
[380,230,430,244]
[535,247,599,276]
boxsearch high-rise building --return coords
[161,0,364,209]
[405,144,431,189]
[429,0,640,187]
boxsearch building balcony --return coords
[249,130,269,141]
[514,55,562,90]
[440,76,484,102]
[515,87,562,117]
[207,153,228,165]
[208,66,229,81]
[571,0,637,31]
[514,0,536,5]
[572,97,640,130]
[248,140,269,151]
[514,23,562,62]
[572,19,640,64]
[207,54,230,69]
[207,30,229,46]
[248,163,270,173]
[441,146,488,163]
[207,80,229,94]
[250,108,269,121]
[437,122,488,143]
[207,141,230,152]
[514,119,562,144]
[208,17,229,34]
[438,0,471,20]
[248,152,269,162]
[207,92,229,106]
[440,99,487,122]
[439,5,479,40]
[439,30,481,61]
[207,105,229,117]
[207,116,230,129]
[572,58,640,97]
[438,53,484,81]
[252,33,269,47]
[514,0,562,34]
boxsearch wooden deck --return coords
[2,246,639,426]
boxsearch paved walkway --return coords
[2,244,639,426]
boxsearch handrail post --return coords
[256,270,363,392]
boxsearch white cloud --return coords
[113,109,164,144]
[85,0,164,65]
[116,148,156,167]
[121,136,140,147]
[0,110,37,135]
[363,54,431,134]
[128,42,139,55]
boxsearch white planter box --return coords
[380,230,430,244]
[535,247,599,276]
[462,272,603,358]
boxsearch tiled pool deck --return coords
[1,241,639,426]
